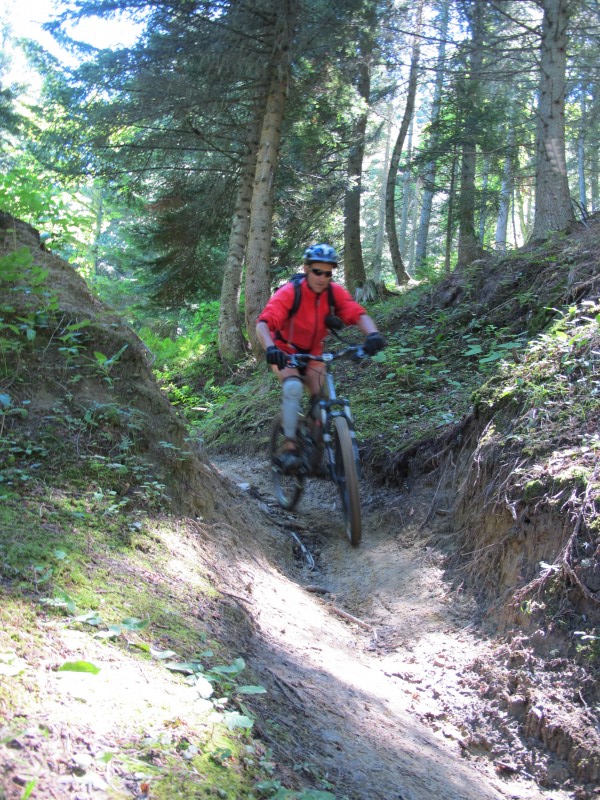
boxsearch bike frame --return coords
[271,344,368,544]
[288,346,364,481]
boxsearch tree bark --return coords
[386,0,423,285]
[217,109,262,363]
[577,89,587,213]
[372,112,392,283]
[456,1,486,269]
[414,0,449,273]
[531,0,575,239]
[244,1,298,356]
[344,59,370,293]
[444,145,459,274]
[399,118,414,262]
[495,102,516,251]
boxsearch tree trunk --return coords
[444,145,459,274]
[531,0,575,239]
[495,105,516,251]
[414,0,449,273]
[244,1,298,356]
[457,141,485,267]
[372,112,392,283]
[577,90,586,213]
[386,0,423,285]
[399,118,414,259]
[456,1,486,270]
[344,60,370,293]
[591,81,599,212]
[478,155,489,245]
[217,110,262,363]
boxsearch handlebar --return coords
[287,344,367,368]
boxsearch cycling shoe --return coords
[274,450,301,474]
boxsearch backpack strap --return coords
[327,283,335,316]
[287,275,336,319]
[274,275,339,349]
[288,274,304,319]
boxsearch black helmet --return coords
[303,243,339,265]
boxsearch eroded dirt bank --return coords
[206,452,584,800]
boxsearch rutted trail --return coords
[208,453,568,800]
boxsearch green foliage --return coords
[139,302,219,371]
[136,301,240,419]
[573,630,600,665]
[1,469,318,798]
[0,167,93,252]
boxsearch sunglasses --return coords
[310,268,333,278]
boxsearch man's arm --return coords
[357,315,386,355]
[256,320,289,369]
[357,314,379,336]
[256,320,276,351]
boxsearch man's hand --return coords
[363,332,386,356]
[266,345,289,370]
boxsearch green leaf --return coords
[65,320,91,332]
[94,629,120,639]
[164,661,203,674]
[40,589,77,614]
[479,351,504,364]
[104,344,128,366]
[150,648,178,660]
[58,660,101,675]
[210,657,245,676]
[73,611,103,626]
[22,779,37,800]
[223,711,253,730]
[237,685,267,695]
[121,617,149,631]
[463,344,483,356]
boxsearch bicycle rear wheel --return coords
[332,416,361,546]
[270,414,306,511]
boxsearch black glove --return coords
[363,332,386,356]
[266,345,289,370]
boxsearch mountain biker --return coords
[255,243,386,473]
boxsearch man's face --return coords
[304,261,334,294]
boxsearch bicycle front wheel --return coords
[270,414,305,511]
[332,416,361,546]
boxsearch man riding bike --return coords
[255,243,385,473]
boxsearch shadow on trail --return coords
[207,455,523,800]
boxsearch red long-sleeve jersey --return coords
[258,278,366,355]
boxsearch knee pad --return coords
[282,377,303,403]
[281,377,303,439]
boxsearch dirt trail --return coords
[209,453,571,800]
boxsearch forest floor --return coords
[2,447,590,800]
[197,450,586,800]
[2,212,598,800]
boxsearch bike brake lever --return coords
[352,346,367,361]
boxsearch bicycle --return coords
[269,344,368,547]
